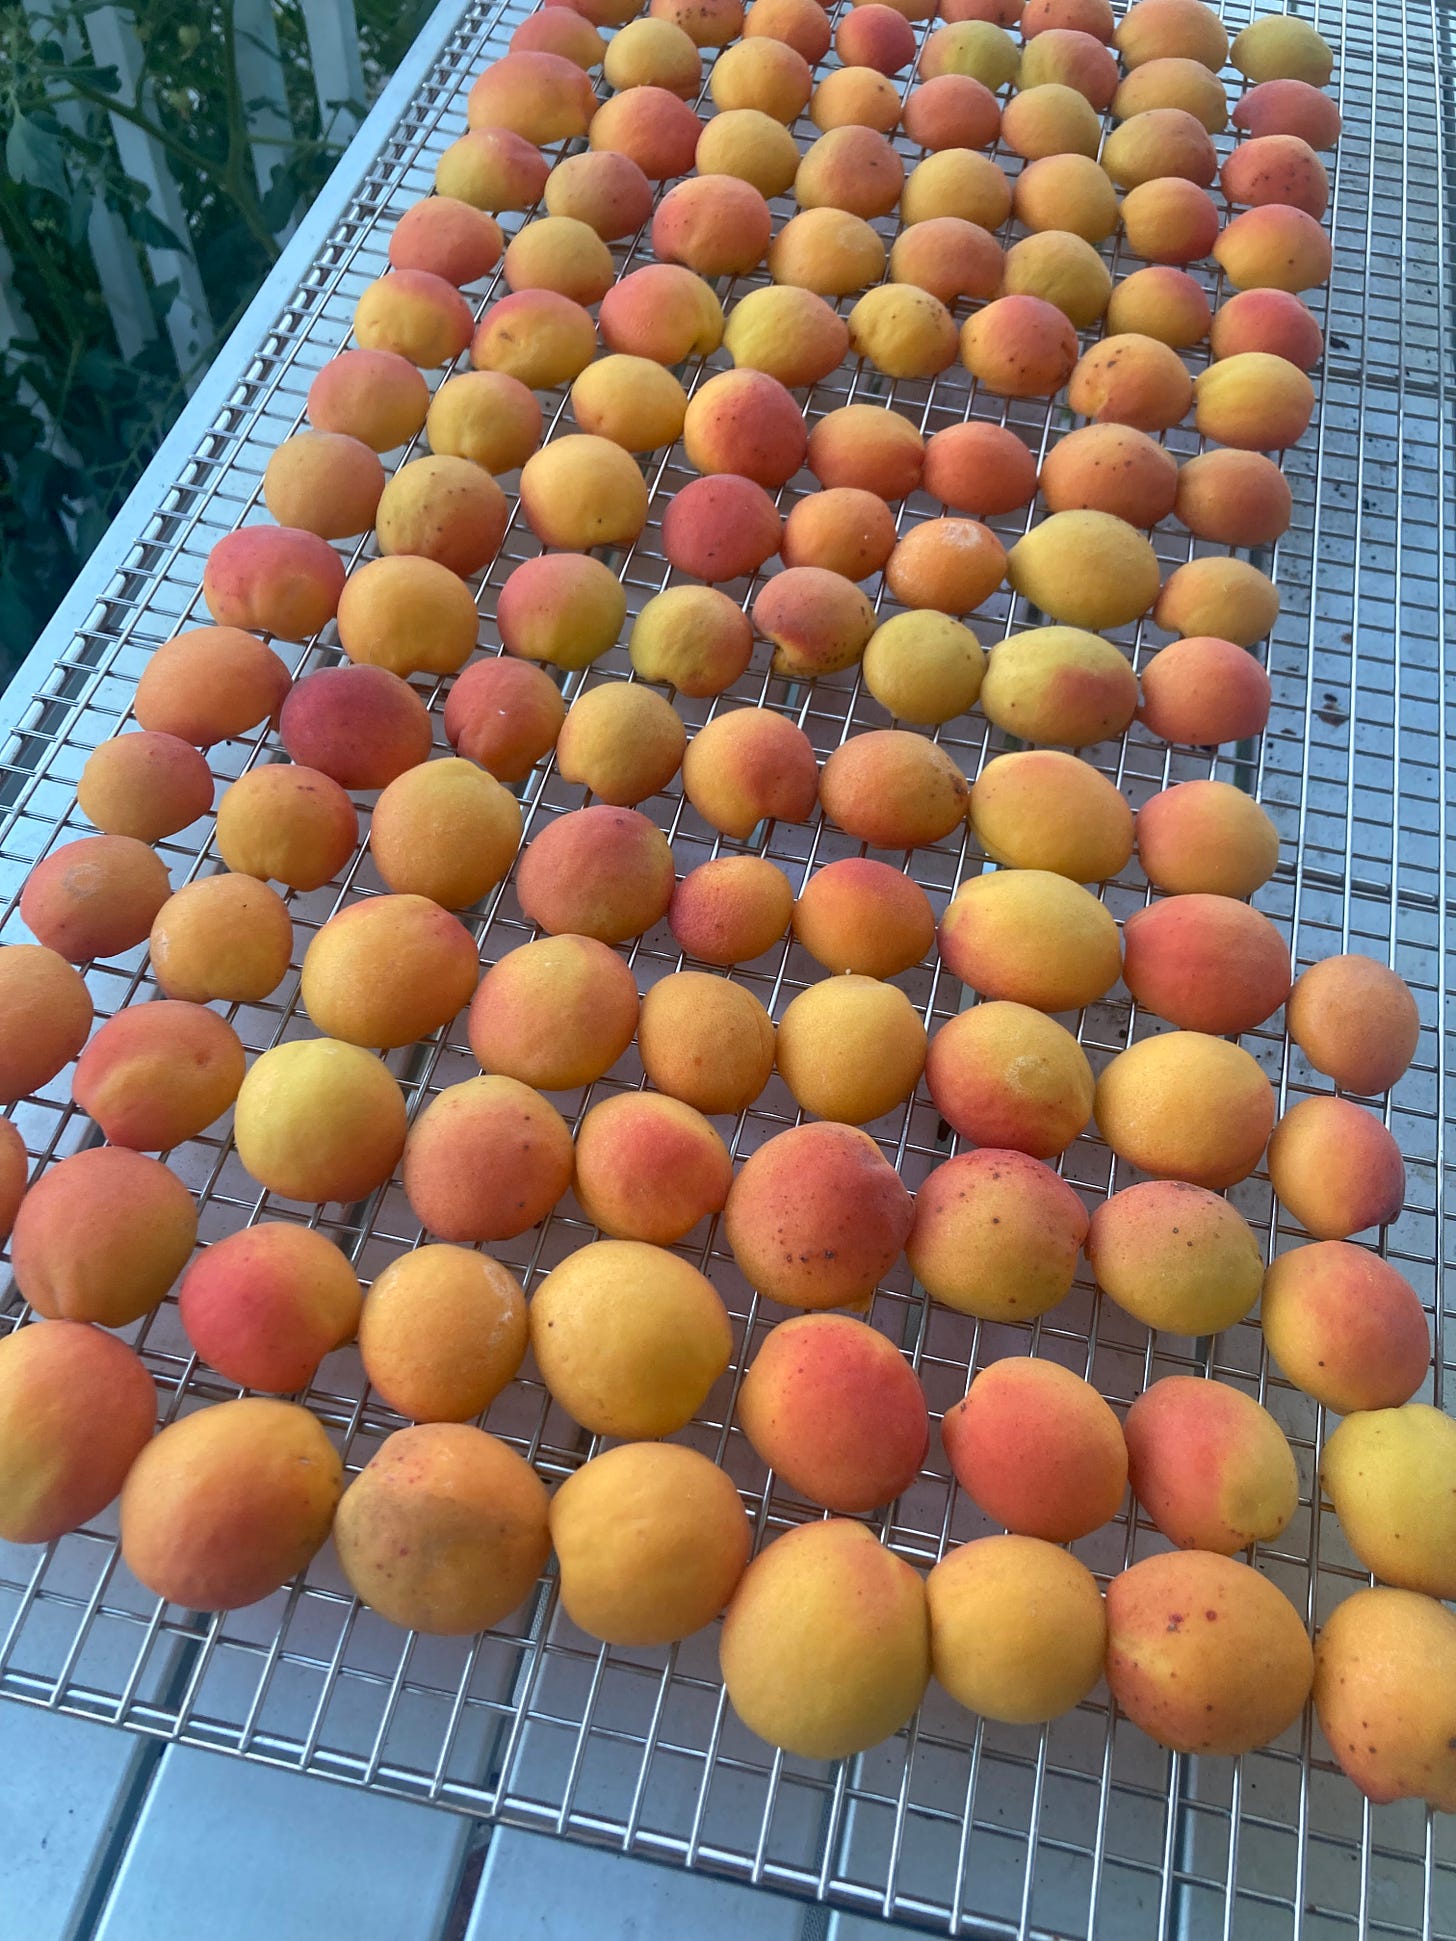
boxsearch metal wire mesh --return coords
[1,0,1452,1933]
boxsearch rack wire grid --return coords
[0,0,1452,1934]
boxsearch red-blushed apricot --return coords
[0,945,92,1102]
[980,627,1138,748]
[883,518,1006,618]
[0,1122,24,1242]
[353,268,474,368]
[519,434,649,550]
[179,1223,362,1394]
[862,612,984,727]
[1221,134,1328,219]
[745,0,830,60]
[1106,264,1211,347]
[1094,1031,1276,1188]
[72,1001,243,1151]
[638,969,775,1114]
[662,474,782,583]
[1104,106,1217,191]
[670,855,793,966]
[888,218,1004,312]
[837,3,916,73]
[502,214,615,305]
[1039,422,1178,527]
[1174,448,1293,546]
[466,49,596,141]
[694,105,799,195]
[1020,26,1117,105]
[471,290,598,389]
[570,0,665,27]
[334,1423,548,1633]
[1313,1589,1456,1813]
[1154,556,1280,647]
[740,1314,928,1512]
[21,835,170,964]
[375,454,509,576]
[926,1001,1093,1158]
[793,859,933,980]
[753,567,876,679]
[849,285,958,380]
[1194,351,1315,450]
[1025,0,1112,34]
[1105,1552,1313,1757]
[681,707,818,837]
[11,1147,196,1326]
[470,933,638,1090]
[149,875,292,1006]
[782,488,897,581]
[1210,287,1324,369]
[511,5,605,63]
[725,1120,913,1310]
[497,553,627,671]
[404,1074,573,1242]
[1268,1096,1406,1241]
[389,196,503,286]
[960,293,1078,398]
[902,73,1001,149]
[1100,1179,1267,1342]
[902,148,1012,227]
[530,1240,732,1437]
[544,148,654,239]
[234,1039,406,1205]
[589,84,702,178]
[768,207,885,296]
[1008,510,1162,630]
[1262,1242,1429,1413]
[556,680,685,806]
[516,805,675,942]
[1115,0,1227,69]
[426,369,543,474]
[300,895,478,1049]
[1214,204,1333,294]
[605,14,702,93]
[708,35,812,121]
[943,1357,1126,1541]
[77,732,212,845]
[775,975,927,1124]
[629,585,755,695]
[358,1246,526,1423]
[370,758,520,912]
[1066,332,1193,430]
[940,0,1020,19]
[1137,636,1272,746]
[443,656,565,782]
[262,431,385,541]
[0,1321,156,1545]
[820,730,970,851]
[337,555,479,680]
[922,17,1019,86]
[1012,152,1118,242]
[574,1091,732,1243]
[203,526,345,641]
[652,175,771,279]
[1123,894,1291,1034]
[654,0,744,45]
[1286,954,1420,1096]
[813,66,908,137]
[1125,1377,1297,1553]
[723,286,849,390]
[279,665,431,792]
[682,369,806,489]
[922,421,1034,519]
[909,1148,1088,1319]
[1232,13,1333,85]
[1137,778,1280,896]
[434,125,551,212]
[1120,178,1220,266]
[306,348,430,452]
[971,749,1134,883]
[807,404,923,498]
[214,766,357,892]
[939,867,1121,1012]
[1233,77,1343,149]
[797,125,905,222]
[1000,82,1102,159]
[134,626,290,747]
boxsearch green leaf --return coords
[5,112,70,201]
[124,201,183,251]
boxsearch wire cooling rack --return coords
[1,0,1453,1934]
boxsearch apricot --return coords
[1268,1095,1406,1243]
[1113,55,1226,130]
[943,1357,1127,1540]
[556,681,685,804]
[336,554,479,678]
[971,748,1134,883]
[1154,556,1280,647]
[543,148,654,238]
[1024,0,1112,34]
[576,1090,730,1243]
[496,552,627,670]
[518,805,675,943]
[550,1442,751,1645]
[683,369,805,490]
[719,1520,929,1759]
[908,1147,1089,1319]
[10,1146,196,1327]
[404,1073,572,1242]
[629,584,755,694]
[670,855,793,966]
[768,207,885,295]
[902,148,1011,228]
[1105,1552,1313,1755]
[744,0,829,57]
[862,611,986,726]
[792,858,933,980]
[1093,1032,1276,1189]
[333,1423,548,1633]
[922,420,1034,520]
[466,51,597,143]
[511,6,604,63]
[848,285,957,380]
[1231,14,1333,86]
[0,1321,156,1545]
[980,627,1137,749]
[1105,264,1211,348]
[202,525,345,641]
[435,125,550,213]
[604,15,702,93]
[374,453,510,576]
[929,1535,1106,1725]
[1136,636,1273,746]
[652,173,772,276]
[1020,27,1117,106]
[21,834,170,963]
[531,1238,731,1436]
[306,348,430,452]
[77,731,212,844]
[1122,894,1291,1034]
[1125,1376,1297,1553]
[518,434,649,549]
[1038,423,1178,531]
[1209,287,1324,369]
[1067,333,1193,432]
[470,290,597,389]
[708,35,812,122]
[469,933,639,1091]
[662,474,781,584]
[757,567,878,679]
[938,867,1122,1012]
[820,729,969,851]
[0,945,92,1101]
[1313,1589,1456,1814]
[782,487,897,580]
[278,664,432,791]
[234,1039,406,1205]
[812,65,905,136]
[357,1244,525,1422]
[638,970,775,1114]
[1136,778,1280,896]
[836,3,916,74]
[72,1000,244,1151]
[353,268,474,368]
[1221,134,1328,220]
[888,218,1004,311]
[902,74,1002,150]
[694,106,799,195]
[926,1001,1093,1158]
[0,1119,25,1243]
[1194,350,1315,450]
[1214,204,1332,294]
[723,288,846,392]
[1322,1407,1456,1601]
[1233,78,1343,150]
[1114,0,1227,70]
[682,707,819,836]
[922,18,1019,88]
[1000,83,1102,159]
[806,403,922,497]
[797,125,904,222]
[215,765,357,890]
[134,625,291,747]
[179,1223,362,1394]
[1262,1241,1428,1414]
[940,0,1018,18]
[776,975,927,1125]
[960,293,1078,398]
[1120,178,1220,265]
[300,894,477,1049]
[1003,229,1111,326]
[653,0,743,42]
[1174,447,1292,546]
[1012,151,1118,240]
[1102,107,1216,190]
[885,518,1006,618]
[262,430,385,540]
[443,655,564,782]
[1286,954,1420,1096]
[149,875,291,1006]
[426,369,542,474]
